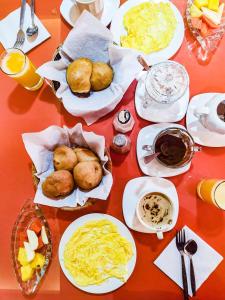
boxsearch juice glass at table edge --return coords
[197,179,225,210]
[75,0,104,19]
[0,48,43,91]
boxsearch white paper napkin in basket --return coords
[0,4,50,53]
[22,123,113,208]
[154,226,223,297]
[36,11,142,125]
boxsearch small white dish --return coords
[186,93,225,147]
[58,213,136,294]
[60,0,120,27]
[122,177,179,233]
[135,71,190,123]
[137,123,191,177]
[110,0,184,65]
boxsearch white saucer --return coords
[137,123,191,177]
[58,213,136,294]
[110,0,184,65]
[60,0,120,27]
[186,93,225,147]
[122,177,179,233]
[135,71,190,123]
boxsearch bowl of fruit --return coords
[186,0,225,57]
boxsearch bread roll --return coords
[42,170,74,198]
[90,62,113,91]
[73,147,99,162]
[73,161,103,190]
[66,58,93,95]
[53,145,78,171]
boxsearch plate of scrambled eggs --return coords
[110,0,184,65]
[58,213,136,293]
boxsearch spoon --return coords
[26,0,38,39]
[184,239,198,296]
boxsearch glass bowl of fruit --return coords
[11,199,52,296]
[186,0,225,60]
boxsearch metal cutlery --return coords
[176,229,189,300]
[26,0,38,39]
[13,0,26,48]
[184,239,198,296]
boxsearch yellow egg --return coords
[121,2,177,54]
[63,219,133,286]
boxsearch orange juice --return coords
[0,48,43,91]
[197,179,225,210]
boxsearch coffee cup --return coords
[194,94,225,134]
[136,192,175,239]
[75,0,104,19]
[142,127,201,169]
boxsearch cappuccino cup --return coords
[136,192,175,239]
[194,94,225,134]
[75,0,104,19]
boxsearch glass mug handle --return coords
[142,145,154,154]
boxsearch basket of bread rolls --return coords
[50,46,114,98]
[22,124,113,210]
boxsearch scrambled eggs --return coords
[121,2,177,54]
[63,219,133,286]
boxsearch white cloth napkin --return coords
[0,3,50,53]
[37,11,142,125]
[22,123,113,208]
[154,226,223,297]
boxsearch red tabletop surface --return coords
[0,1,225,299]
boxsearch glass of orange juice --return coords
[0,48,43,91]
[197,179,225,210]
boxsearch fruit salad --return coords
[190,0,224,37]
[17,219,49,282]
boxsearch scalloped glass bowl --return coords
[11,199,52,296]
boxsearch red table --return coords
[1,1,225,299]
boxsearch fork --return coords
[13,0,26,48]
[176,229,189,300]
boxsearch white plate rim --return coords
[186,93,225,147]
[60,0,120,27]
[122,176,179,233]
[136,123,191,177]
[58,213,137,294]
[110,0,185,65]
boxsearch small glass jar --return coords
[113,110,135,133]
[111,134,131,154]
[143,61,189,108]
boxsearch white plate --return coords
[110,0,184,65]
[137,123,191,177]
[58,213,137,294]
[135,71,190,123]
[186,93,225,147]
[122,177,179,233]
[60,0,120,27]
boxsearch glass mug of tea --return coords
[75,0,104,19]
[136,192,175,239]
[143,127,201,168]
[143,61,189,108]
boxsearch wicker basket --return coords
[32,148,112,211]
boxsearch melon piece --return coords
[208,0,219,11]
[190,4,203,17]
[17,247,29,266]
[191,17,203,29]
[194,0,208,9]
[200,21,209,37]
[30,253,45,269]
